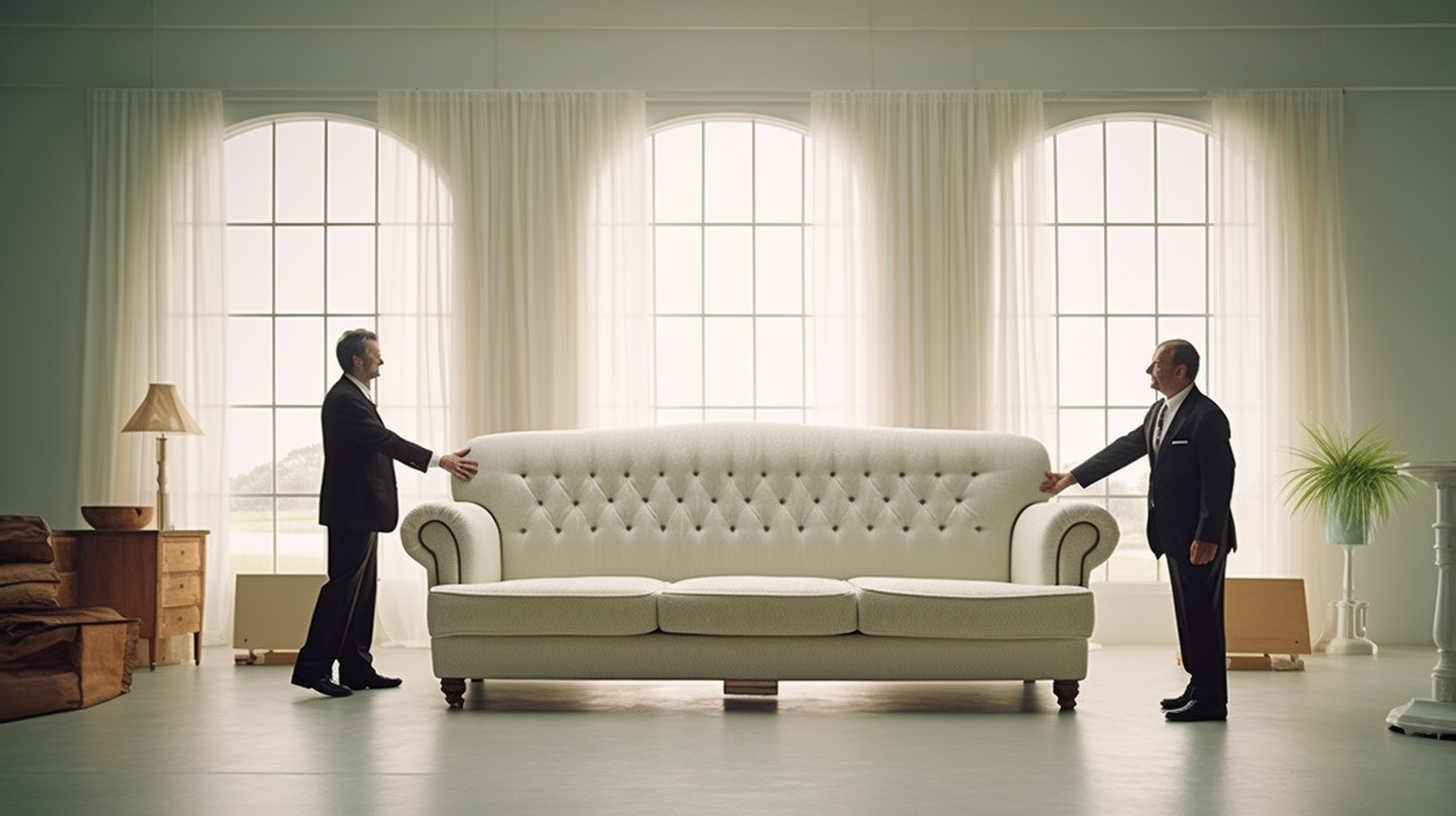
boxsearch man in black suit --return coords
[292,328,478,698]
[1041,339,1236,722]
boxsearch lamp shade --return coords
[121,383,203,435]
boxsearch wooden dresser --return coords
[52,529,207,669]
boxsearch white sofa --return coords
[400,423,1119,710]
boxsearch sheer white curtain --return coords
[1210,90,1349,623]
[79,89,230,644]
[373,90,649,644]
[379,90,650,435]
[809,91,1050,433]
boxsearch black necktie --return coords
[1153,401,1168,453]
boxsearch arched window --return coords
[648,117,812,423]
[224,116,437,575]
[1046,116,1213,582]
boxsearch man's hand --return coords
[439,447,479,481]
[1189,539,1218,565]
[1040,471,1076,496]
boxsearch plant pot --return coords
[1325,508,1370,546]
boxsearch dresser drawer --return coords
[162,538,203,571]
[158,604,201,638]
[161,573,202,606]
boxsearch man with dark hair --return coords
[1040,339,1236,721]
[292,328,478,698]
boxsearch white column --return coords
[1388,462,1456,737]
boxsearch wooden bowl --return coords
[81,505,154,530]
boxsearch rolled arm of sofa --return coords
[399,502,502,587]
[1010,501,1120,587]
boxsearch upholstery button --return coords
[729,526,736,532]
[903,526,910,532]
[798,526,804,532]
[919,499,926,505]
[677,497,683,503]
[660,525,667,532]
[975,526,984,532]
[695,525,701,531]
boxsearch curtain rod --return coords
[212,86,1456,104]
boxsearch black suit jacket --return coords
[1071,386,1236,561]
[318,376,432,532]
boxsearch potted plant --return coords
[1281,419,1412,544]
[1281,419,1414,655]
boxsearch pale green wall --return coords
[3,0,1454,643]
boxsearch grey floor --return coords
[2,644,1454,815]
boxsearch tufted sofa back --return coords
[451,423,1052,583]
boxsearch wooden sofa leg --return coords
[441,677,466,708]
[724,680,779,696]
[1053,679,1079,711]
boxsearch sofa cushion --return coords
[657,576,858,636]
[850,577,1094,640]
[429,577,666,637]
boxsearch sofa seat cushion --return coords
[658,576,858,636]
[429,577,666,637]
[850,577,1094,640]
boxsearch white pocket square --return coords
[1170,439,1189,445]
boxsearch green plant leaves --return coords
[1280,419,1414,532]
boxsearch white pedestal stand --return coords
[1315,544,1377,655]
[1388,463,1456,738]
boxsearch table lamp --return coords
[121,383,203,530]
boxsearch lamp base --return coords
[1313,599,1377,655]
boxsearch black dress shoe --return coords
[343,673,403,690]
[292,676,353,698]
[1160,688,1193,710]
[1165,700,1227,722]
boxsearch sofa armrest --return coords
[399,502,502,587]
[1010,501,1120,587]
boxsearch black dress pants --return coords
[293,528,378,683]
[1166,544,1229,706]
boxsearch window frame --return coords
[1045,113,1215,583]
[647,114,814,425]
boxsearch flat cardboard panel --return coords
[1225,577,1311,655]
[233,574,327,651]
